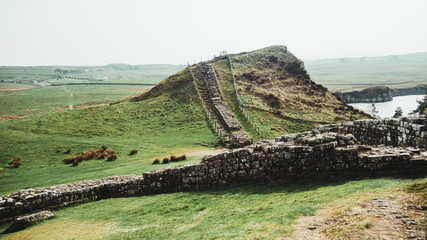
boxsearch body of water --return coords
[348,95,425,119]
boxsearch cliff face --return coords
[337,86,393,103]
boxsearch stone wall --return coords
[1,116,427,221]
[201,63,252,147]
[314,116,427,148]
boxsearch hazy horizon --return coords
[1,0,426,66]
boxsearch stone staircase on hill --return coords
[196,63,252,147]
[191,64,231,142]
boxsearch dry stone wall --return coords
[200,63,252,147]
[2,116,427,221]
[314,116,427,148]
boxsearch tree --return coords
[371,103,379,118]
[392,107,403,118]
[412,95,427,115]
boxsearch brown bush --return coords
[107,154,117,161]
[129,149,137,155]
[152,159,160,164]
[62,146,117,165]
[170,155,177,162]
[178,154,186,161]
[63,157,74,164]
[5,157,21,168]
[162,157,170,164]
[76,154,84,162]
[72,159,79,166]
[95,148,105,159]
[82,149,96,160]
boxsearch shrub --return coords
[101,145,107,150]
[65,147,72,154]
[95,148,105,159]
[162,157,170,164]
[6,157,22,168]
[107,154,117,161]
[72,159,79,166]
[74,154,83,163]
[170,155,177,162]
[129,149,137,155]
[62,146,117,165]
[63,157,75,164]
[82,149,96,160]
[178,154,186,161]
[152,158,160,164]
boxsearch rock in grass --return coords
[3,210,54,233]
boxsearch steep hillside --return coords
[0,45,368,194]
[127,46,368,140]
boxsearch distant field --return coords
[0,84,151,117]
[305,52,427,92]
[0,64,186,117]
[0,64,185,85]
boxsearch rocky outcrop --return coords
[393,84,427,97]
[337,86,393,103]
[3,210,54,233]
[1,116,427,221]
[337,85,427,104]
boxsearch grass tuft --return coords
[129,149,137,155]
[5,157,21,168]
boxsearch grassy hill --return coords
[126,46,368,140]
[0,46,369,195]
[3,46,421,239]
[305,52,427,92]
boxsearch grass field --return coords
[305,52,427,92]
[1,50,426,239]
[0,176,425,239]
[0,64,185,85]
[0,84,152,117]
[0,73,219,195]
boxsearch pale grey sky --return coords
[0,0,426,66]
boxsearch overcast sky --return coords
[0,0,426,66]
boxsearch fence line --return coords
[227,56,267,139]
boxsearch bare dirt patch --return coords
[284,191,426,240]
[57,103,107,110]
[0,86,40,92]
[0,115,30,121]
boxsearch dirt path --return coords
[284,191,426,240]
[0,86,40,92]
[0,115,31,121]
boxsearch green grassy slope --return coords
[1,177,425,239]
[226,46,368,139]
[0,68,219,195]
[0,46,369,194]
[305,52,427,92]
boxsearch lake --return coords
[348,95,425,119]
